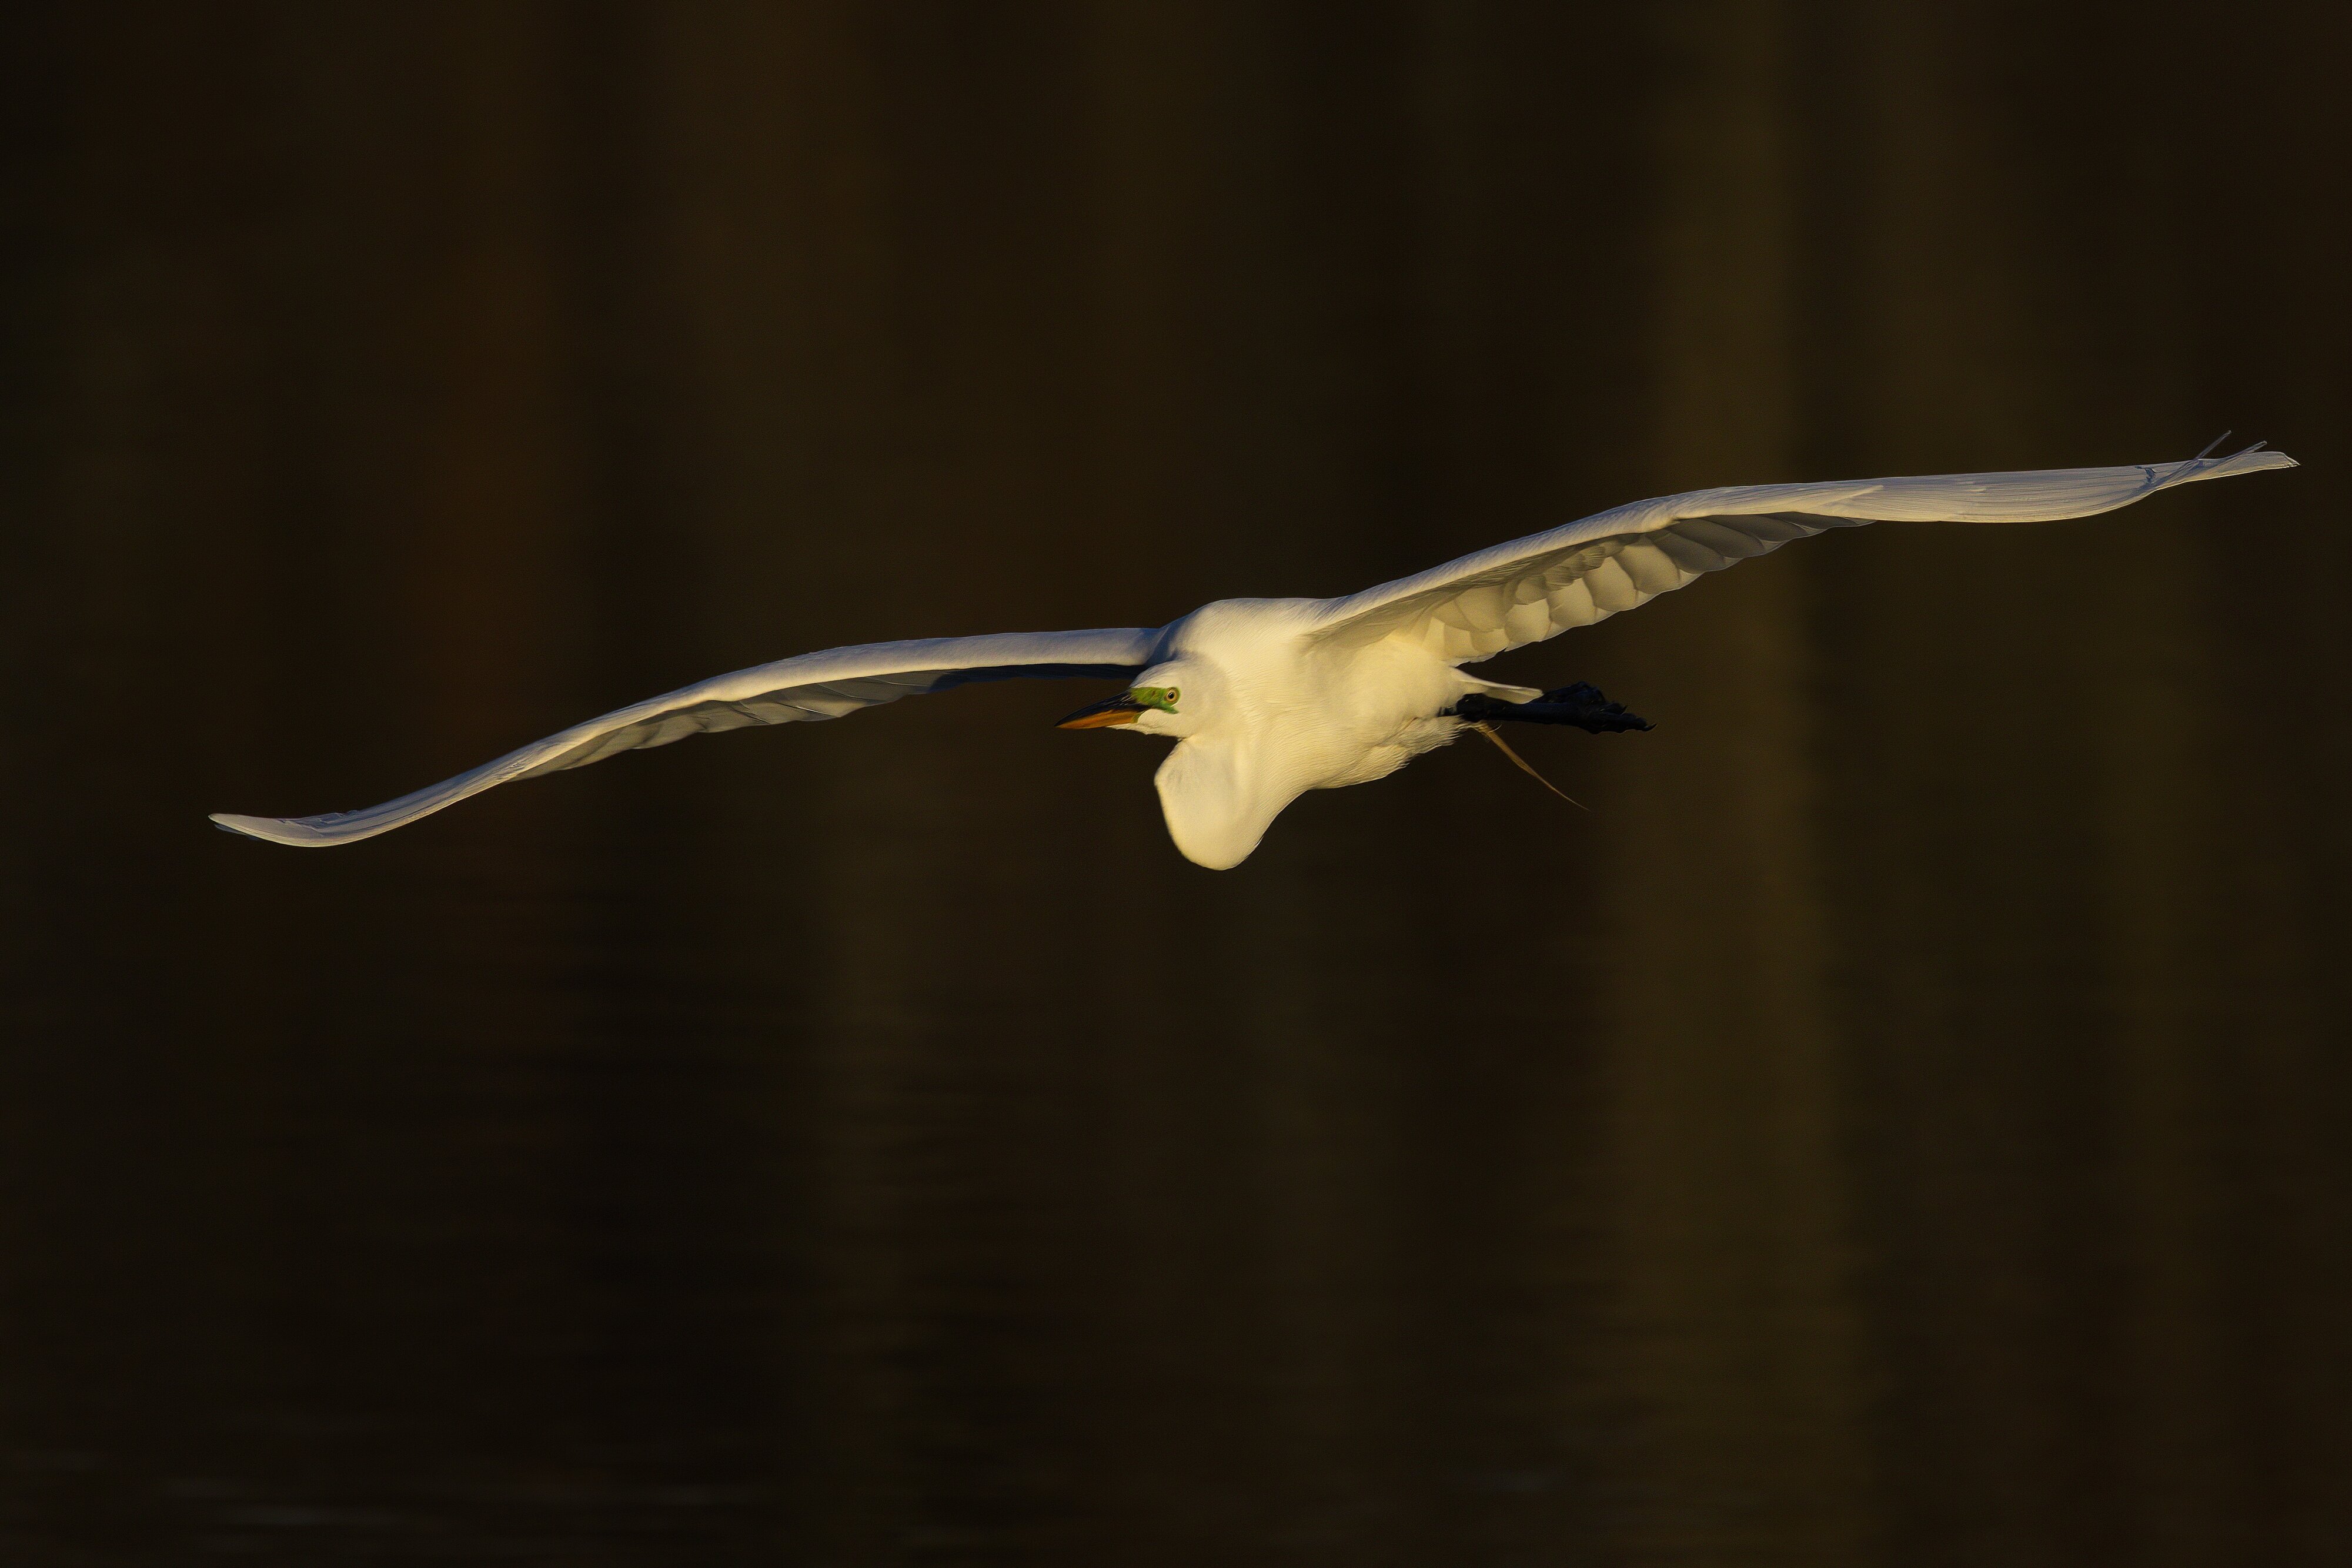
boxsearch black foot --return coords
[1454,681,1653,733]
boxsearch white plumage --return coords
[213,446,2297,868]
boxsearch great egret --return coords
[213,443,2296,868]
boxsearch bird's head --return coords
[1055,662,1210,739]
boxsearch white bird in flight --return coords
[214,443,2295,869]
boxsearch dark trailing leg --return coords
[1453,682,1653,733]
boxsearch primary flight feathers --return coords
[213,445,2297,863]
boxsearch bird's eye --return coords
[1165,687,1180,702]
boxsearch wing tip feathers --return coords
[209,811,345,847]
[2212,444,2298,476]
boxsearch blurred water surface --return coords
[2,4,2349,1564]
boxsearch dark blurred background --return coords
[2,3,2347,1564]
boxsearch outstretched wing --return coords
[1305,445,2298,662]
[212,627,1162,847]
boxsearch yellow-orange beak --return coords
[1057,693,1147,729]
